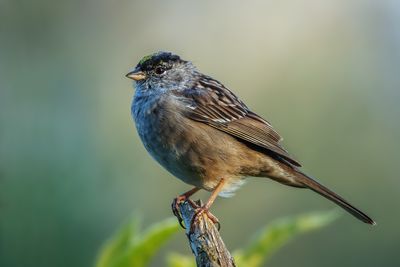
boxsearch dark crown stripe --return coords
[137,52,182,70]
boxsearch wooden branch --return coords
[176,200,236,267]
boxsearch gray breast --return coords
[132,92,206,186]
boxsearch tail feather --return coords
[295,171,375,225]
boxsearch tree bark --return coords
[175,200,236,267]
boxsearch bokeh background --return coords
[1,0,399,266]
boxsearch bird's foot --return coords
[172,196,199,228]
[190,206,220,233]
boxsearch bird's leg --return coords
[190,178,226,232]
[172,187,200,228]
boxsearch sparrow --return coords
[126,51,375,229]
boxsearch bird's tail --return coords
[295,171,375,225]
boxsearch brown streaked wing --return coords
[182,76,301,167]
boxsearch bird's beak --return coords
[125,70,146,81]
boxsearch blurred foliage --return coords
[96,217,180,267]
[97,211,338,267]
[167,253,196,267]
[233,210,339,267]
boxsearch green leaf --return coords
[166,253,196,267]
[125,218,180,267]
[233,210,340,267]
[96,217,141,267]
[95,217,180,267]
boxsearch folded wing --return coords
[180,76,301,167]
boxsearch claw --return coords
[172,195,187,228]
[172,196,201,229]
[189,206,220,233]
[171,187,201,229]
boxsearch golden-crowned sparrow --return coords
[126,52,375,228]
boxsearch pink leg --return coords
[190,178,226,232]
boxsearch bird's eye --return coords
[154,66,165,75]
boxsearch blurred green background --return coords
[1,0,399,266]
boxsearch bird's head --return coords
[126,51,196,92]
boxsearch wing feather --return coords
[180,76,301,167]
